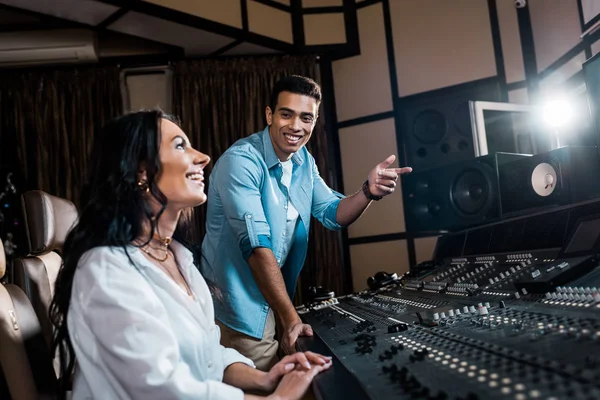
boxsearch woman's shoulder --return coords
[76,245,141,277]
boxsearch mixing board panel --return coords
[297,199,600,400]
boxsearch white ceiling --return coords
[0,0,118,26]
[0,0,283,58]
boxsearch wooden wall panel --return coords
[304,13,346,45]
[248,1,293,43]
[332,3,393,122]
[350,240,409,292]
[339,118,406,238]
[390,0,496,96]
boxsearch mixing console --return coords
[297,199,600,400]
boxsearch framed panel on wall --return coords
[121,65,173,114]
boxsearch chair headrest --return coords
[21,191,78,256]
[0,239,5,279]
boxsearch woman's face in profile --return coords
[155,119,210,210]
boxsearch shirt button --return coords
[246,215,252,219]
[284,205,288,210]
[282,232,287,237]
[277,258,281,263]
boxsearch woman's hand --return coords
[267,361,332,400]
[260,351,332,392]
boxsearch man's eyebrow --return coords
[278,107,295,113]
[278,107,314,117]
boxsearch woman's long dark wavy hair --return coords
[49,109,199,397]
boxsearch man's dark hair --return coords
[269,75,322,112]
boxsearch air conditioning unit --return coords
[0,29,98,67]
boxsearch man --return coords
[201,75,412,371]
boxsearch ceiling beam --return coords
[94,0,295,53]
[97,7,129,29]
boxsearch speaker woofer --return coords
[413,109,447,144]
[450,167,494,216]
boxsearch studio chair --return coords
[0,239,58,399]
[12,190,78,375]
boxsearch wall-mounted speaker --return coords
[403,153,529,234]
[498,146,600,217]
[398,78,502,171]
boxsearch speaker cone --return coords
[451,168,492,216]
[413,109,446,144]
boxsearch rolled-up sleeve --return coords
[74,250,245,400]
[309,156,345,230]
[220,345,255,370]
[212,150,272,260]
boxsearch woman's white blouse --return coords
[67,241,254,400]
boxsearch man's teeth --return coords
[285,134,302,142]
[187,173,203,180]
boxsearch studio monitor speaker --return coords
[499,146,600,216]
[398,78,502,171]
[403,153,529,233]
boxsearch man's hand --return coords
[260,351,332,392]
[280,321,314,355]
[367,155,412,198]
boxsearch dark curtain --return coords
[172,55,345,304]
[0,66,123,208]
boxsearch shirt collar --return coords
[261,126,304,169]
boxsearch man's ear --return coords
[265,106,273,126]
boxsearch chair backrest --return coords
[12,191,78,372]
[0,240,58,400]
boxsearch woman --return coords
[50,110,332,400]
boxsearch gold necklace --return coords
[137,237,195,300]
[139,245,169,262]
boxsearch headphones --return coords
[367,271,399,290]
[307,286,335,301]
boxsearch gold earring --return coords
[137,180,149,193]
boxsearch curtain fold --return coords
[172,55,345,304]
[0,67,123,208]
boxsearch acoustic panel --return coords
[415,236,439,264]
[390,0,496,96]
[529,0,582,73]
[592,39,600,56]
[142,0,242,28]
[124,71,172,114]
[350,241,409,292]
[497,0,526,83]
[339,118,406,237]
[538,52,586,94]
[304,13,346,46]
[248,1,293,43]
[332,3,393,122]
[508,88,529,104]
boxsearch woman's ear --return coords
[137,162,148,183]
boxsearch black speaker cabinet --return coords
[499,146,600,216]
[398,78,502,172]
[403,153,529,234]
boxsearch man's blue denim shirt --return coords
[200,127,344,339]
